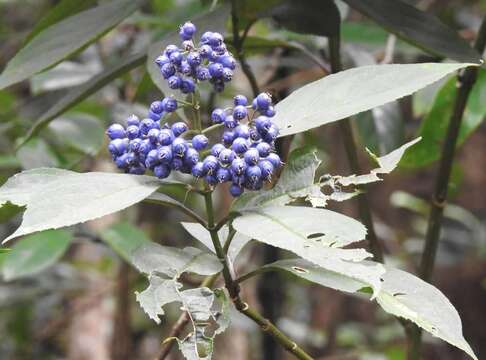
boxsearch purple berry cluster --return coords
[106,96,201,177]
[155,21,236,93]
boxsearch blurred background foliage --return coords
[0,0,485,359]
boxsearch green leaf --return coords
[377,267,478,360]
[98,222,150,263]
[269,0,340,37]
[232,146,328,212]
[2,229,72,280]
[0,0,142,90]
[342,0,480,63]
[226,36,296,56]
[47,113,104,155]
[401,70,486,168]
[147,5,230,96]
[332,138,421,186]
[23,0,97,45]
[275,63,476,137]
[21,50,146,146]
[0,168,170,242]
[232,205,385,295]
[181,222,251,262]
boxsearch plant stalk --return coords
[408,16,486,360]
[328,35,384,263]
[203,191,314,360]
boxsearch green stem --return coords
[203,192,314,360]
[191,92,202,132]
[328,35,384,263]
[408,16,486,360]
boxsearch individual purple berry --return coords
[140,118,157,135]
[218,148,235,165]
[154,164,171,179]
[161,63,176,79]
[158,129,174,146]
[256,142,271,157]
[164,44,179,55]
[208,63,224,78]
[203,155,219,175]
[200,31,213,44]
[171,122,188,136]
[249,127,261,141]
[192,134,209,150]
[211,108,225,124]
[115,153,130,169]
[106,124,126,140]
[211,143,225,157]
[147,128,160,143]
[222,131,236,145]
[126,114,140,127]
[205,174,218,186]
[139,139,153,155]
[219,55,236,70]
[195,66,210,81]
[191,162,205,178]
[179,61,193,76]
[235,125,250,139]
[266,153,282,169]
[233,105,247,120]
[172,138,188,157]
[108,138,128,156]
[168,75,182,89]
[256,93,272,110]
[162,97,177,112]
[263,125,279,143]
[255,116,271,133]
[148,110,161,121]
[157,146,173,164]
[150,101,164,114]
[208,32,224,47]
[224,115,237,129]
[187,52,201,67]
[231,158,247,175]
[258,159,274,181]
[234,95,248,106]
[244,148,260,165]
[129,138,143,153]
[181,78,195,93]
[171,157,184,170]
[129,165,146,175]
[231,137,249,154]
[222,68,233,82]
[199,44,212,58]
[264,106,276,117]
[229,183,244,197]
[184,148,199,167]
[145,149,159,169]
[246,165,262,183]
[155,54,170,67]
[179,21,196,40]
[216,167,231,183]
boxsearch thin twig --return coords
[231,0,259,97]
[328,35,384,263]
[203,192,314,360]
[408,16,486,360]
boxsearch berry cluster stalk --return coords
[408,16,486,360]
[328,34,384,263]
[203,191,314,360]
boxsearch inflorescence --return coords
[106,21,281,197]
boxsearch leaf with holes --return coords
[330,138,421,186]
[275,63,476,137]
[0,168,174,242]
[232,206,385,296]
[0,0,142,90]
[181,222,251,263]
[2,229,73,280]
[232,146,328,212]
[377,267,478,360]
